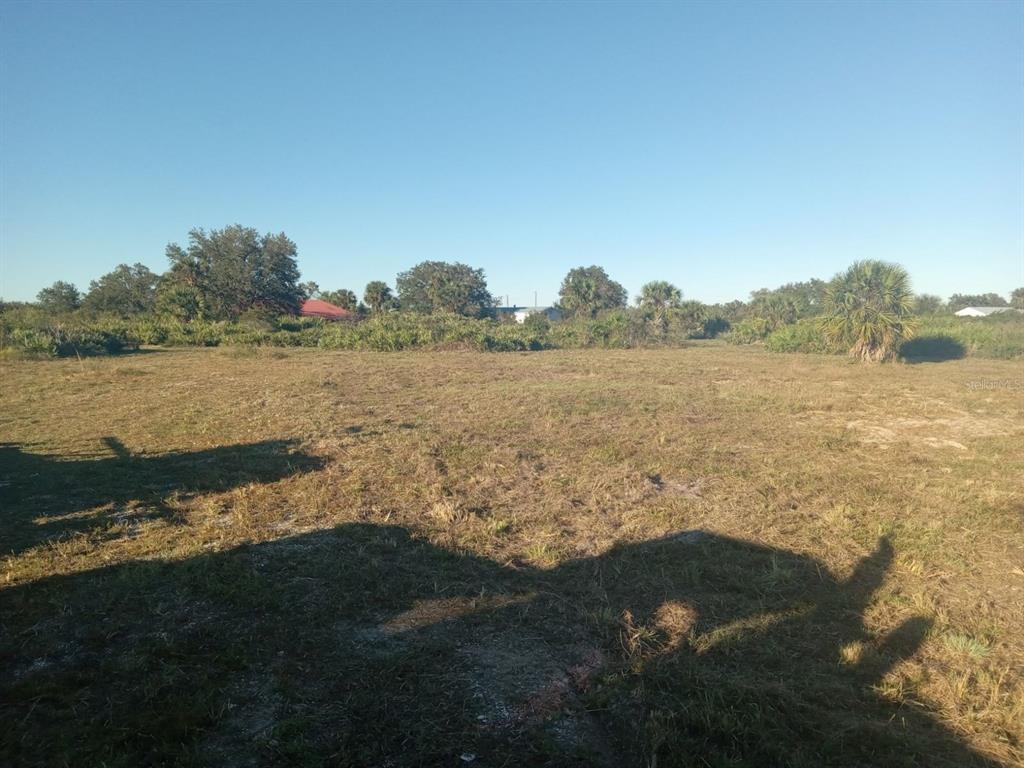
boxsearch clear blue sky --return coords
[1,0,1021,305]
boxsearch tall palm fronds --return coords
[637,281,683,335]
[821,260,916,362]
[754,294,799,332]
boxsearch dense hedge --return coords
[1,324,130,357]
[4,304,1019,359]
[763,319,842,355]
[0,307,714,357]
[906,314,1024,360]
[722,318,771,345]
[725,313,1023,360]
[318,314,546,351]
[0,309,327,357]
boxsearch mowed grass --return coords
[1,343,1022,767]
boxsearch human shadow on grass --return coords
[0,438,325,556]
[0,524,1002,768]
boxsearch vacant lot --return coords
[2,344,1022,767]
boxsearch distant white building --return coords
[513,306,563,324]
[954,306,1018,318]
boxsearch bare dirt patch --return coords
[846,415,1019,449]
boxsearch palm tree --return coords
[754,294,798,332]
[637,281,682,335]
[821,261,916,362]
[363,281,395,314]
[321,288,359,311]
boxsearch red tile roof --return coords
[300,298,355,320]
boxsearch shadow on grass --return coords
[0,345,166,361]
[900,335,968,363]
[64,345,166,357]
[0,438,325,556]
[0,523,1001,767]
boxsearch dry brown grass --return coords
[1,343,1022,766]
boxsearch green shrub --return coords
[724,318,771,344]
[485,322,546,351]
[129,318,173,345]
[730,312,1024,360]
[6,328,58,356]
[910,314,1024,359]
[220,327,271,346]
[584,310,638,348]
[2,301,818,357]
[316,314,549,352]
[764,319,841,354]
[0,323,130,357]
[522,313,551,333]
[53,326,128,356]
[546,308,704,349]
[236,308,279,331]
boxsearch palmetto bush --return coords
[765,319,842,355]
[724,317,771,344]
[4,328,58,356]
[4,305,718,356]
[821,261,916,362]
[909,313,1024,360]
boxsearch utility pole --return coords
[534,290,538,308]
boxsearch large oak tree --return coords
[396,261,493,317]
[558,266,627,318]
[36,281,82,313]
[162,225,303,319]
[83,263,159,316]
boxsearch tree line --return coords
[24,225,702,323]
[21,223,1024,359]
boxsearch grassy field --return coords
[2,343,1022,767]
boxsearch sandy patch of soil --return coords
[845,415,1018,449]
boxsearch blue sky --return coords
[1,0,1021,305]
